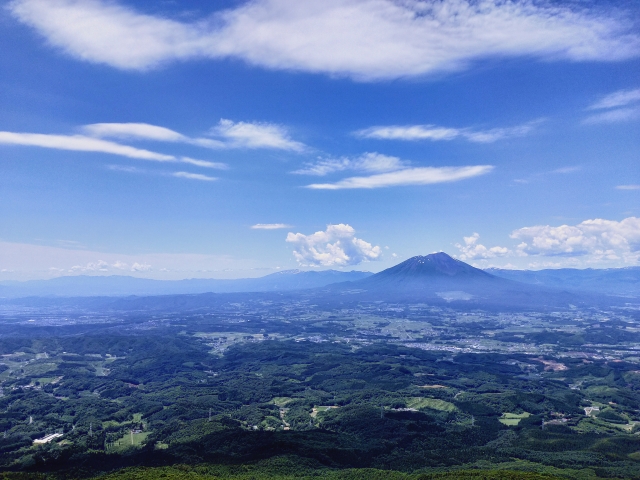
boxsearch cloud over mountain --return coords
[286,224,381,266]
[456,217,640,268]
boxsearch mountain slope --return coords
[327,253,604,308]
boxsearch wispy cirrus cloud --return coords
[172,171,217,182]
[251,223,292,230]
[513,165,581,184]
[616,185,640,190]
[212,119,305,151]
[8,0,639,80]
[583,108,640,124]
[0,131,174,161]
[295,151,493,190]
[0,130,227,170]
[306,165,494,190]
[293,152,406,176]
[587,88,640,110]
[85,120,305,152]
[583,88,640,124]
[355,120,540,143]
[107,165,218,182]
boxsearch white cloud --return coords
[69,260,152,272]
[179,157,227,169]
[70,260,110,272]
[0,240,250,280]
[511,217,640,263]
[251,223,292,230]
[455,233,510,261]
[107,164,143,173]
[82,122,188,142]
[130,262,151,272]
[583,107,640,124]
[172,171,217,181]
[286,224,381,266]
[356,125,460,141]
[84,120,303,151]
[293,152,406,176]
[306,165,493,189]
[550,166,581,174]
[616,185,640,190]
[212,119,305,151]
[8,0,639,80]
[463,123,538,143]
[455,217,640,268]
[588,88,640,110]
[582,88,640,124]
[0,130,229,171]
[355,121,539,143]
[0,131,174,161]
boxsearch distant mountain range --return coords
[487,266,640,297]
[0,269,372,298]
[1,254,638,309]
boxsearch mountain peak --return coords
[387,252,489,278]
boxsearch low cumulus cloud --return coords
[70,260,151,273]
[456,217,640,267]
[286,224,381,266]
[456,233,510,261]
[511,217,640,262]
[8,0,639,80]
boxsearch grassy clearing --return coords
[405,397,456,412]
[499,413,530,426]
[106,431,150,452]
[311,406,340,418]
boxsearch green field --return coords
[499,412,531,426]
[406,397,457,412]
[106,431,150,452]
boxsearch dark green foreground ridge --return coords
[0,464,564,480]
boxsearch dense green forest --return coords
[1,325,640,479]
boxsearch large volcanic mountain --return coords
[328,252,593,308]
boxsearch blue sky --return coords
[0,0,638,280]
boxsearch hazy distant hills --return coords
[487,266,640,297]
[93,253,627,312]
[1,254,638,311]
[0,269,372,298]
